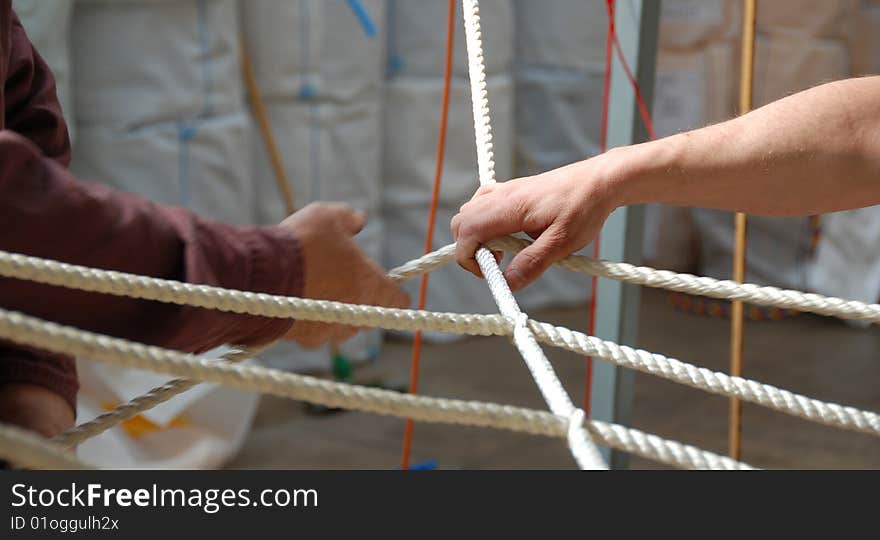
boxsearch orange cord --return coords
[400,0,456,470]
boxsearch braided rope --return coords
[0,309,751,470]
[460,0,606,470]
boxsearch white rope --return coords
[394,236,880,326]
[460,0,606,470]
[2,247,878,439]
[0,309,752,470]
[6,234,880,332]
[527,321,880,436]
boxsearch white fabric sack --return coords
[75,355,258,469]
[72,0,242,129]
[72,112,256,226]
[514,0,606,70]
[658,0,739,51]
[240,0,386,102]
[250,99,383,224]
[383,75,513,207]
[693,209,814,290]
[13,0,75,140]
[386,0,513,78]
[809,206,880,316]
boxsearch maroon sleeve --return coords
[4,13,70,165]
[0,131,304,352]
[0,9,304,413]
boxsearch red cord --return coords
[400,0,455,470]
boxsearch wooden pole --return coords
[729,0,757,461]
[241,43,296,214]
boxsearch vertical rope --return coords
[400,0,456,470]
[462,0,606,470]
[730,0,757,461]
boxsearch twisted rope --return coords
[393,236,880,325]
[0,309,751,470]
[2,244,878,440]
[460,0,606,470]
[53,346,262,448]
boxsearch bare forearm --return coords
[608,76,880,216]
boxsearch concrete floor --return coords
[228,288,880,469]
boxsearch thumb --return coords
[337,207,367,235]
[503,226,569,291]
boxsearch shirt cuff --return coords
[0,342,78,414]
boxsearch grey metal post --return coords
[588,0,660,469]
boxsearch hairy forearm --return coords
[606,76,880,216]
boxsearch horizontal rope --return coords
[5,237,880,330]
[0,308,751,470]
[2,246,878,439]
[398,236,880,325]
[528,321,880,437]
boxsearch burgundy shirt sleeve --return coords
[0,8,305,411]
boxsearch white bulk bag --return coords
[386,0,513,78]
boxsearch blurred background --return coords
[16,0,880,468]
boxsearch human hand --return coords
[451,156,621,291]
[0,383,74,438]
[279,203,410,348]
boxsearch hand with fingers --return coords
[280,202,410,348]
[451,157,620,291]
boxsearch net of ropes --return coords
[1,0,878,471]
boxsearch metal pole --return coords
[592,0,659,468]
